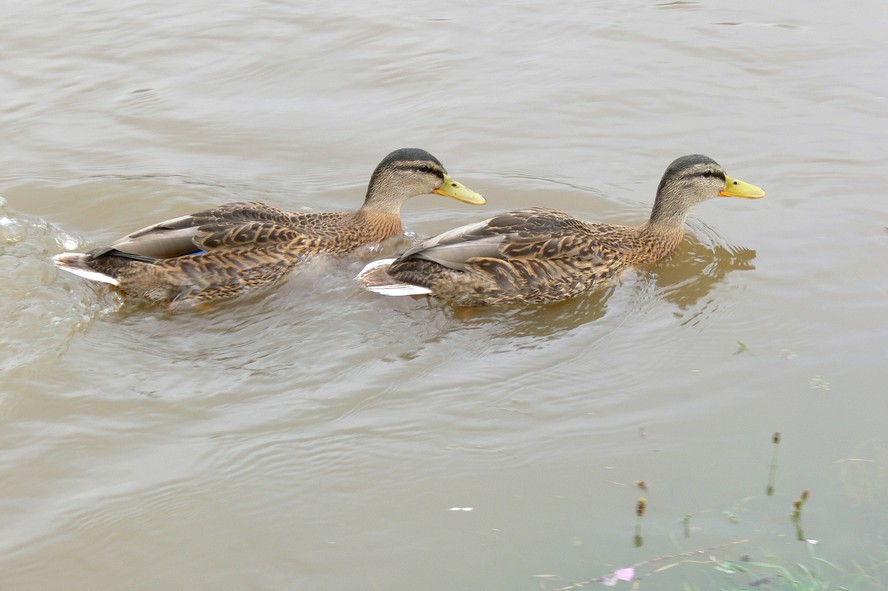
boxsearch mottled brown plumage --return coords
[53,148,485,306]
[358,155,765,306]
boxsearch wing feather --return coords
[91,202,311,261]
[395,208,606,271]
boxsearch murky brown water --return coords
[3,1,887,589]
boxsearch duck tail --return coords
[52,253,120,286]
[356,258,431,296]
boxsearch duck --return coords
[53,148,485,306]
[357,154,764,306]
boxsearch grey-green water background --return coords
[2,1,887,589]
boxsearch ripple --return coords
[0,203,120,377]
[647,219,758,317]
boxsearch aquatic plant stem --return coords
[767,432,781,496]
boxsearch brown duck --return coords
[53,148,485,306]
[357,154,764,306]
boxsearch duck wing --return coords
[90,202,303,261]
[89,213,199,261]
[398,208,604,271]
[189,202,308,252]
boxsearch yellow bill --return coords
[434,174,486,205]
[720,175,766,199]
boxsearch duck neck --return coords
[634,218,686,264]
[647,192,693,228]
[351,208,403,239]
[360,167,410,215]
[360,186,406,215]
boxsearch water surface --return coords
[2,1,887,589]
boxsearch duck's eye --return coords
[703,170,713,178]
[417,165,431,174]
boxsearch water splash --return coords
[0,202,121,376]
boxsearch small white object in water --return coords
[809,375,830,390]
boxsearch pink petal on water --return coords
[614,567,635,581]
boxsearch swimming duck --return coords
[357,154,764,306]
[53,148,485,306]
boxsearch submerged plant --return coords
[711,552,836,591]
[634,497,647,548]
[768,432,782,496]
[791,490,811,542]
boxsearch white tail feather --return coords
[362,283,433,296]
[356,258,432,297]
[52,253,120,286]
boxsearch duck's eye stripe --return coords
[396,163,444,178]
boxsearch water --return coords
[2,1,887,589]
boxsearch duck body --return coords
[53,148,485,306]
[64,203,403,305]
[373,208,684,306]
[357,155,765,307]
